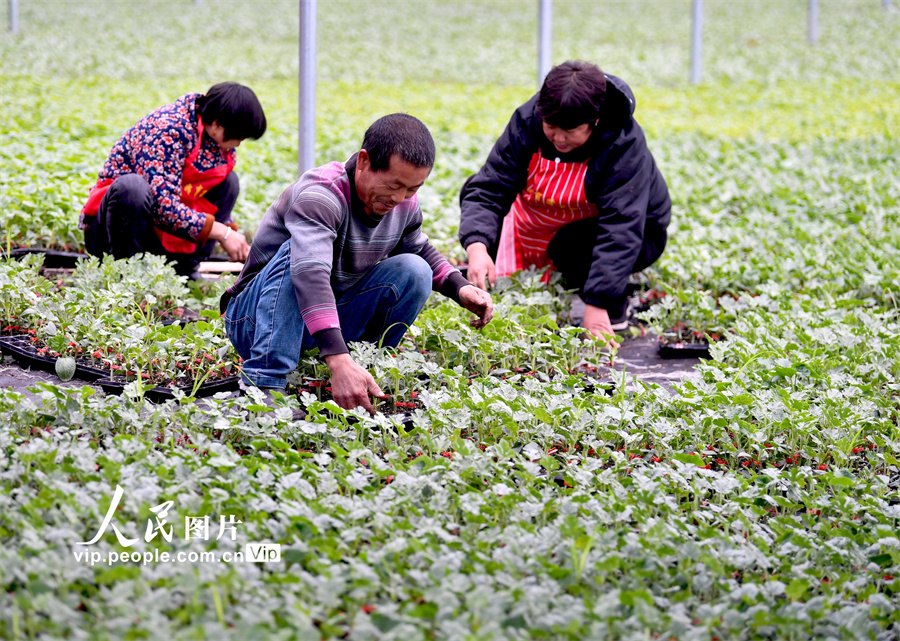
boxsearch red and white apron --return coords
[495,152,598,281]
[82,117,234,254]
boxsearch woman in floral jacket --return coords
[80,82,266,278]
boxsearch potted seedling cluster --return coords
[2,6,899,638]
[636,286,731,358]
[0,253,240,399]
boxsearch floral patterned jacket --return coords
[80,93,235,243]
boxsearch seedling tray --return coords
[0,334,109,381]
[161,318,196,328]
[99,376,239,402]
[582,379,617,395]
[0,335,239,397]
[658,341,711,359]
[4,247,88,269]
[295,395,414,431]
[323,406,415,432]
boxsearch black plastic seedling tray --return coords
[323,405,415,432]
[0,334,109,381]
[293,396,414,431]
[658,341,711,359]
[160,318,196,328]
[0,334,240,398]
[98,376,240,402]
[582,379,617,395]
[4,248,88,269]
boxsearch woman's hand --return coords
[583,303,615,348]
[212,221,250,262]
[465,242,496,291]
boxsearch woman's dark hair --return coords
[536,60,607,130]
[196,82,267,140]
[361,113,435,172]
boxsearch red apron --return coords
[495,152,598,281]
[81,117,234,254]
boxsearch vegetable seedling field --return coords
[1,1,898,639]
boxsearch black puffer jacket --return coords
[458,74,671,309]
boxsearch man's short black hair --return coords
[536,60,607,130]
[360,113,435,172]
[196,82,267,141]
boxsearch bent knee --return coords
[402,254,433,283]
[217,172,240,203]
[392,254,432,298]
[223,171,240,193]
[109,174,152,210]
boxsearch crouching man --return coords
[221,114,493,412]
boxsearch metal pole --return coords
[9,0,18,33]
[299,0,317,176]
[808,0,819,45]
[690,0,703,84]
[537,0,553,88]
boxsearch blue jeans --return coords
[224,240,433,388]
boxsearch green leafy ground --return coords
[1,1,899,639]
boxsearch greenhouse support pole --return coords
[690,0,703,84]
[299,0,317,177]
[9,0,18,33]
[808,0,819,45]
[537,0,552,88]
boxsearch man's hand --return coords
[211,221,250,262]
[324,353,387,414]
[458,284,494,329]
[465,242,496,291]
[583,303,615,348]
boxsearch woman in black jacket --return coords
[459,60,671,341]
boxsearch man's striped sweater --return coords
[221,153,468,356]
